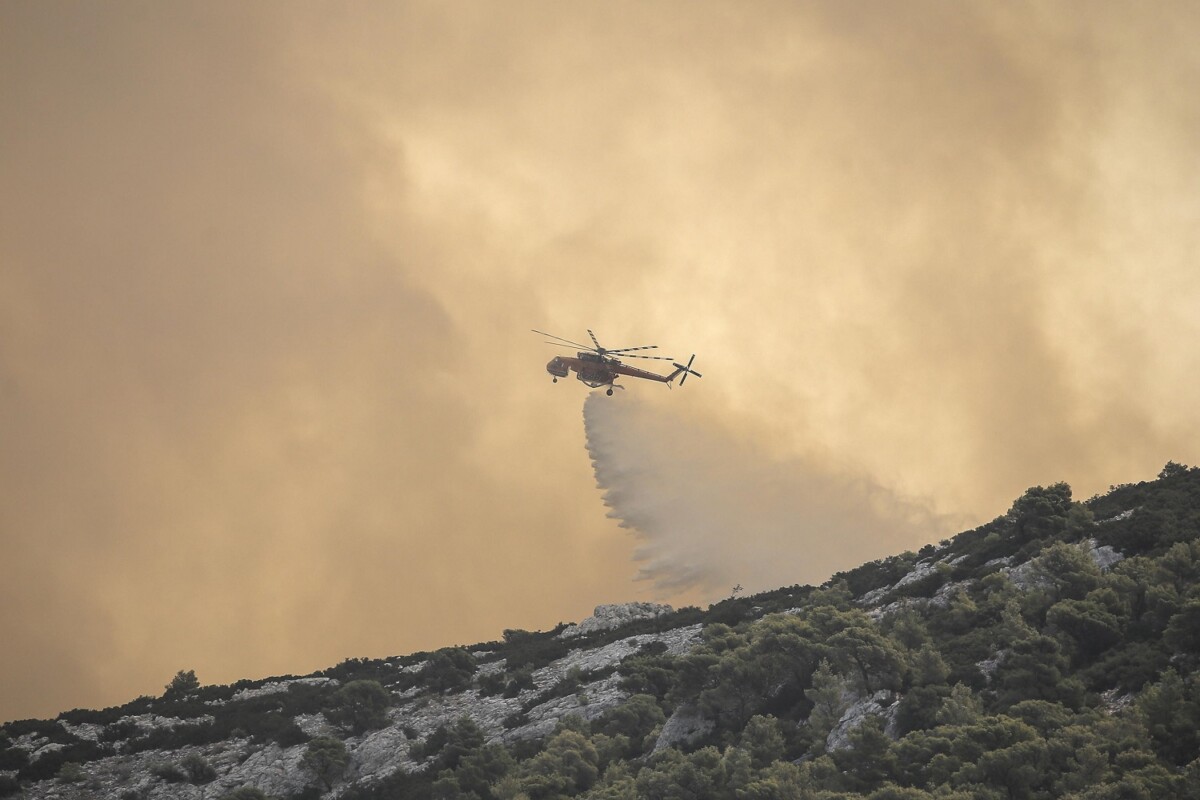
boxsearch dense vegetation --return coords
[3,464,1200,799]
[344,465,1200,799]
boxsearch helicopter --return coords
[533,328,702,395]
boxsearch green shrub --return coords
[327,680,391,734]
[419,648,476,693]
[301,736,349,789]
[150,760,187,783]
[56,761,86,784]
[181,752,217,784]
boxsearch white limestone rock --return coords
[1003,538,1124,592]
[1082,538,1124,570]
[857,586,890,607]
[931,580,971,607]
[295,712,336,738]
[560,602,673,638]
[1101,688,1135,715]
[893,560,938,590]
[386,625,704,757]
[7,608,707,798]
[347,725,416,784]
[115,713,215,735]
[977,650,1008,680]
[859,555,966,610]
[534,625,702,691]
[58,721,105,743]
[825,690,899,752]
[230,676,337,702]
[475,659,507,678]
[652,703,714,752]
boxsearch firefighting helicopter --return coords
[533,328,702,395]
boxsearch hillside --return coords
[3,464,1200,799]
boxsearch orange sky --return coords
[3,2,1200,722]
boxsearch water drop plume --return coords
[583,393,954,597]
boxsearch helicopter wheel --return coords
[606,388,614,396]
[552,378,557,383]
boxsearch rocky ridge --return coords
[4,537,1130,799]
[1,606,703,800]
[6,469,1198,800]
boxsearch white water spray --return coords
[583,393,953,597]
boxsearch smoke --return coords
[584,392,957,597]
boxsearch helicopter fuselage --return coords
[546,352,677,390]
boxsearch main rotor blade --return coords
[607,345,660,353]
[531,329,594,351]
[621,354,675,360]
[587,329,602,350]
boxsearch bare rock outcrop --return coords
[652,703,714,752]
[825,690,899,751]
[559,602,674,638]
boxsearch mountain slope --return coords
[3,464,1200,799]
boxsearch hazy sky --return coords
[3,2,1199,722]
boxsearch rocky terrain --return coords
[1,604,705,800]
[4,466,1200,799]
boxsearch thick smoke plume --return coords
[584,393,956,597]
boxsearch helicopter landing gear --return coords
[606,388,613,396]
[552,378,557,383]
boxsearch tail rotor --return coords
[673,354,702,386]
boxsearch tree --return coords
[805,659,851,749]
[884,608,931,651]
[1159,461,1190,479]
[936,683,984,726]
[738,759,810,800]
[302,736,349,789]
[164,669,200,700]
[827,622,904,693]
[895,684,948,736]
[635,746,725,800]
[518,729,599,799]
[1164,599,1200,655]
[1138,668,1200,766]
[430,770,470,800]
[1047,597,1125,659]
[328,679,392,734]
[454,743,515,797]
[593,694,665,753]
[432,716,486,772]
[960,723,1047,799]
[420,648,477,693]
[740,715,787,769]
[993,634,1085,709]
[1009,483,1075,544]
[1025,542,1103,603]
[832,716,896,792]
[910,645,950,687]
